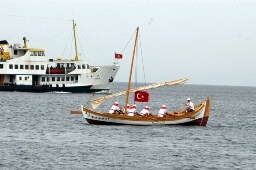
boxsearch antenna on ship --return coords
[73,20,79,61]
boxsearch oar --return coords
[70,110,82,114]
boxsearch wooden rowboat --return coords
[70,98,210,126]
[70,27,211,126]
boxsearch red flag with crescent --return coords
[134,91,149,102]
[115,53,123,59]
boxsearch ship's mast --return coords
[73,20,79,61]
[124,27,139,114]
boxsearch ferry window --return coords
[30,65,34,70]
[25,65,29,70]
[38,52,41,56]
[87,64,89,69]
[15,64,18,69]
[30,52,33,56]
[78,65,81,69]
[52,77,55,81]
[66,77,70,81]
[9,64,13,69]
[82,64,86,69]
[57,77,60,81]
[41,65,44,70]
[61,77,65,81]
[75,76,78,80]
[14,50,17,55]
[71,77,74,81]
[47,77,49,82]
[42,77,45,82]
[25,77,27,80]
[42,52,45,56]
[36,65,39,70]
[0,64,3,69]
[20,65,24,69]
[19,77,22,80]
[34,52,37,56]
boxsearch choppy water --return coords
[0,83,256,170]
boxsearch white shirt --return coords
[109,105,120,114]
[128,108,136,116]
[158,108,167,117]
[186,101,194,110]
[140,109,150,116]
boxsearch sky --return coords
[1,0,256,87]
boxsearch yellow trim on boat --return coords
[29,48,44,52]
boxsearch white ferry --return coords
[0,21,120,93]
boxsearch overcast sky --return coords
[1,0,256,87]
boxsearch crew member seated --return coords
[158,105,167,117]
[127,105,137,116]
[140,106,150,117]
[109,102,121,114]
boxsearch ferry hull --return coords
[0,85,102,93]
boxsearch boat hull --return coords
[81,99,210,126]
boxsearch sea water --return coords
[0,83,256,170]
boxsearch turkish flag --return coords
[134,91,149,102]
[115,53,123,59]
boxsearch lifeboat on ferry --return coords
[46,68,65,74]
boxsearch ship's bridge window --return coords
[57,77,60,81]
[38,52,42,56]
[20,65,24,69]
[36,65,39,70]
[42,52,45,56]
[41,65,44,70]
[15,64,18,69]
[9,64,13,69]
[82,64,86,69]
[14,50,17,55]
[52,77,55,81]
[0,64,3,69]
[30,52,33,56]
[30,65,34,70]
[33,52,37,56]
[25,65,29,70]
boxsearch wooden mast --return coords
[124,27,139,114]
[73,20,79,61]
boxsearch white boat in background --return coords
[0,20,120,93]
